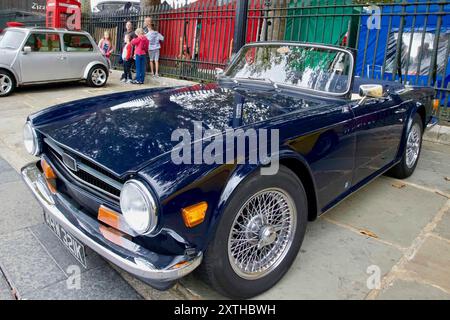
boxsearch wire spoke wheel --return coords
[227,188,297,280]
[406,123,421,168]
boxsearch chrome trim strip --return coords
[21,162,202,282]
[44,138,123,191]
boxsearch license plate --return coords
[44,211,87,268]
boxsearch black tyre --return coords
[87,65,108,87]
[0,70,16,97]
[200,166,308,299]
[387,113,423,179]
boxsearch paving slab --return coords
[182,218,403,300]
[29,223,106,272]
[0,158,20,185]
[324,177,447,247]
[0,181,44,235]
[0,273,14,300]
[0,228,67,295]
[434,208,450,240]
[402,236,450,292]
[22,266,142,300]
[405,141,450,194]
[378,279,450,300]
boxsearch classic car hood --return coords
[33,84,324,176]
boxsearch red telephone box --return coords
[46,0,81,31]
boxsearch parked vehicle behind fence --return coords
[0,27,110,97]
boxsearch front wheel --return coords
[200,166,308,299]
[387,113,423,179]
[0,70,16,97]
[87,66,108,87]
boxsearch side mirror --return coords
[23,46,32,54]
[359,84,384,98]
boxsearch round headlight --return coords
[120,180,157,235]
[23,122,40,156]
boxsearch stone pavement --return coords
[0,71,449,300]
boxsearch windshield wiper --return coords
[233,77,281,91]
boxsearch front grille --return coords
[44,138,123,199]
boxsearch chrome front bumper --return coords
[21,162,202,284]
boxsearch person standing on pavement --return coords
[121,34,133,83]
[98,31,114,68]
[125,20,136,40]
[146,22,164,77]
[120,21,136,81]
[143,17,152,34]
[143,17,152,70]
[131,28,149,84]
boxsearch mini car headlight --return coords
[120,180,157,234]
[23,122,41,156]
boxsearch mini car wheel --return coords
[388,113,423,179]
[200,166,308,299]
[0,70,16,97]
[87,65,108,87]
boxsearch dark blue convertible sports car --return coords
[21,42,437,298]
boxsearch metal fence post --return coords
[232,0,249,54]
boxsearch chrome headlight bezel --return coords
[23,122,41,156]
[120,179,157,235]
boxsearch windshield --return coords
[225,44,353,95]
[0,30,26,50]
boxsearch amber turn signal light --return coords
[98,205,121,230]
[41,159,57,193]
[41,158,56,179]
[181,201,207,228]
[432,99,440,112]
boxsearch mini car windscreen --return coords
[0,30,26,50]
[225,44,353,95]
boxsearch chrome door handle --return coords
[395,108,407,114]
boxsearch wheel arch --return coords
[0,67,18,85]
[83,61,108,79]
[212,152,319,236]
[395,101,426,162]
[279,157,319,221]
[415,103,426,130]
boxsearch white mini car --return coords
[0,27,110,97]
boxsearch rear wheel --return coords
[388,113,423,179]
[200,166,308,299]
[87,65,108,87]
[0,70,15,97]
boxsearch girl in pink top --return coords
[131,28,149,84]
[98,31,114,68]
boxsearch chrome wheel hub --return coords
[92,69,107,86]
[0,74,12,95]
[406,123,421,168]
[258,226,277,249]
[228,188,297,280]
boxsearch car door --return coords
[301,103,357,211]
[62,33,96,79]
[19,32,68,83]
[351,93,406,185]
